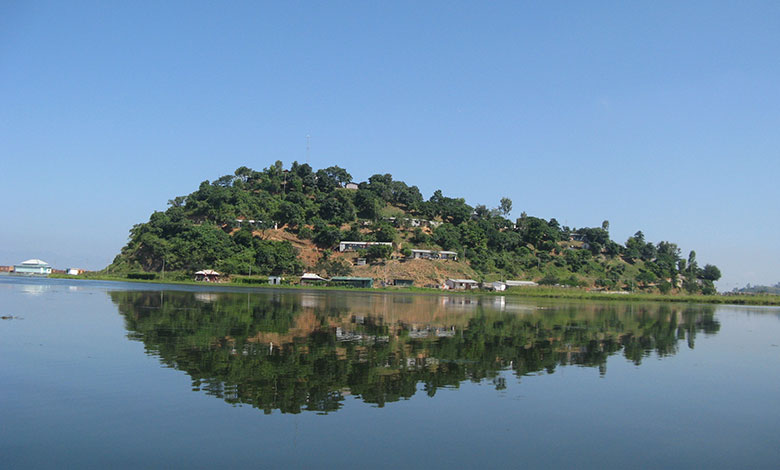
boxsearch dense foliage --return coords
[110,162,721,292]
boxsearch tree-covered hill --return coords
[109,161,721,293]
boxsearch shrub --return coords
[127,272,156,280]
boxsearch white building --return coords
[13,259,52,275]
[410,249,458,261]
[487,281,507,291]
[339,241,393,252]
[445,279,479,290]
[505,280,538,287]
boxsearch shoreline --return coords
[44,273,780,306]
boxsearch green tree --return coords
[499,197,512,217]
[366,244,392,262]
[699,264,721,282]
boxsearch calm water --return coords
[1,277,779,468]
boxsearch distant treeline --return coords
[733,282,780,294]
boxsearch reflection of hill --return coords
[110,290,720,414]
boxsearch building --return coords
[300,273,328,285]
[13,259,52,275]
[439,251,458,260]
[411,249,435,259]
[505,280,538,287]
[66,268,83,275]
[338,241,393,252]
[268,276,282,285]
[330,277,374,288]
[393,279,414,287]
[410,249,458,261]
[194,269,221,282]
[445,279,479,290]
[484,281,506,291]
[345,182,359,190]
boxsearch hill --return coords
[108,161,721,293]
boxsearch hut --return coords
[194,269,221,282]
[300,272,328,286]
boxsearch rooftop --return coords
[18,259,50,266]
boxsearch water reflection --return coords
[111,291,719,414]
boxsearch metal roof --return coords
[19,259,50,266]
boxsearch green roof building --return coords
[330,277,374,288]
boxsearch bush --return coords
[233,276,270,285]
[297,227,313,239]
[127,272,156,280]
[366,244,393,261]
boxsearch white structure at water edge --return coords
[445,279,479,290]
[14,259,52,275]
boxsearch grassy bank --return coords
[496,287,780,305]
[48,273,780,306]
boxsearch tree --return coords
[687,251,699,277]
[366,244,392,262]
[636,270,658,287]
[699,264,721,282]
[354,189,383,220]
[371,221,397,243]
[499,197,512,217]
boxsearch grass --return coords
[48,273,780,306]
[497,287,780,306]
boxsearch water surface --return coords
[1,277,778,468]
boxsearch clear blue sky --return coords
[1,1,778,290]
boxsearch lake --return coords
[1,277,779,468]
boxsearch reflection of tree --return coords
[110,291,720,414]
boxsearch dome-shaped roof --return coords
[20,259,50,266]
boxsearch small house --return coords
[345,182,359,190]
[300,272,328,286]
[339,241,393,252]
[411,249,434,259]
[194,269,221,282]
[410,249,458,261]
[445,279,479,290]
[439,251,458,261]
[393,279,414,287]
[268,276,282,285]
